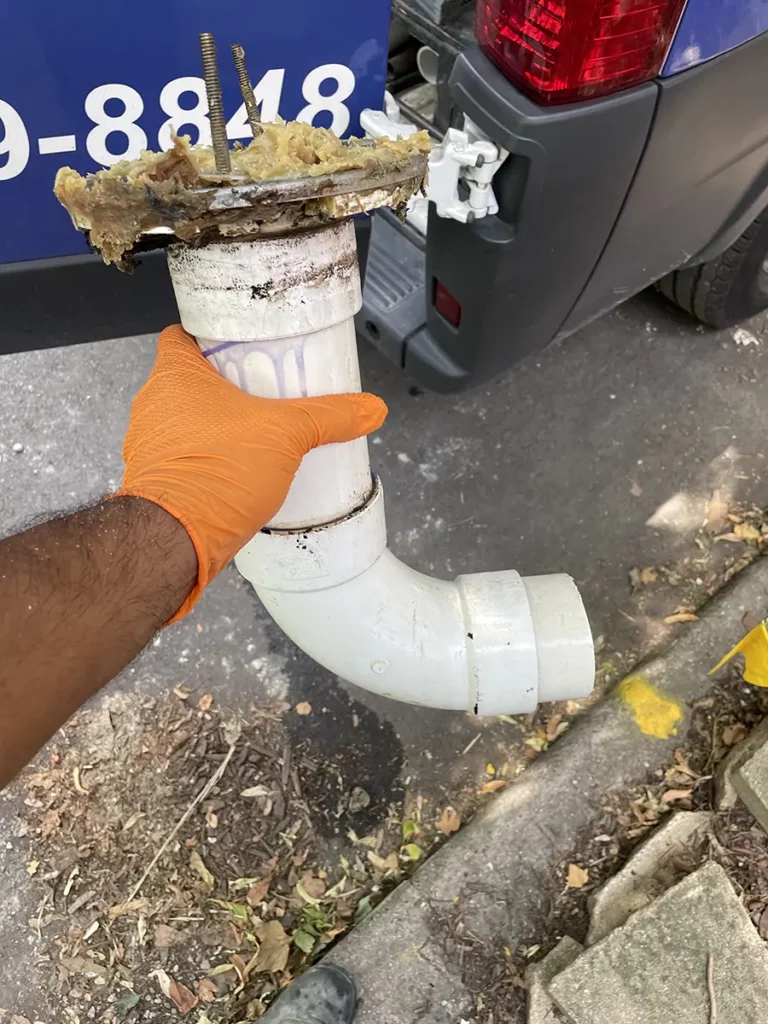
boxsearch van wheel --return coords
[658,209,768,327]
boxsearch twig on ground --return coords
[126,722,241,902]
[33,891,50,941]
[462,733,482,756]
[707,951,717,1024]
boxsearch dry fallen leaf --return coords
[524,735,547,752]
[196,977,218,1003]
[638,567,658,585]
[169,978,199,1015]
[121,811,146,833]
[108,898,149,920]
[367,850,399,873]
[153,923,185,949]
[705,488,730,533]
[437,807,461,836]
[295,702,312,716]
[39,808,61,838]
[662,788,693,803]
[664,612,699,624]
[190,850,215,892]
[245,878,270,907]
[155,970,199,1015]
[198,693,214,712]
[734,522,762,544]
[722,723,749,747]
[253,920,291,973]
[566,863,589,889]
[478,779,508,795]
[298,871,326,899]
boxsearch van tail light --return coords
[476,0,687,105]
[434,280,462,326]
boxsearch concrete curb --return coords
[326,555,768,1024]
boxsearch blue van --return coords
[3,0,768,392]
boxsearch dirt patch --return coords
[5,690,461,1023]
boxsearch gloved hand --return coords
[116,325,387,622]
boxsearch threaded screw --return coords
[199,32,231,174]
[231,43,262,139]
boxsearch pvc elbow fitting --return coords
[237,479,593,715]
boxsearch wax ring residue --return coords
[54,123,431,269]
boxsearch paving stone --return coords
[550,862,768,1024]
[526,937,583,1024]
[733,728,768,832]
[716,715,768,810]
[586,811,710,944]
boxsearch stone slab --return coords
[733,734,768,833]
[715,716,768,810]
[550,862,768,1024]
[586,811,711,944]
[526,937,583,1024]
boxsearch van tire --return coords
[658,209,768,327]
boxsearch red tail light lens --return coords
[476,0,686,105]
[434,280,462,326]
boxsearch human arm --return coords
[0,497,197,787]
[0,326,386,787]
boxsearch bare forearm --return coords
[0,497,196,787]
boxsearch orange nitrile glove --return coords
[116,325,387,623]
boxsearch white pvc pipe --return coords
[416,45,439,86]
[167,226,371,528]
[166,221,595,714]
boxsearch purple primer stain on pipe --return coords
[199,337,309,397]
[199,339,244,360]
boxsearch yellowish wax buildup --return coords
[54,124,431,268]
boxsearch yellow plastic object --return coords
[711,620,768,688]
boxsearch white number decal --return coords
[297,64,355,135]
[226,68,286,139]
[158,77,212,151]
[85,84,147,167]
[1,63,358,184]
[0,99,30,181]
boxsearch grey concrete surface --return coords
[586,810,711,945]
[2,290,768,1018]
[715,715,768,809]
[526,936,582,1024]
[733,728,768,832]
[326,553,768,1024]
[550,863,768,1024]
